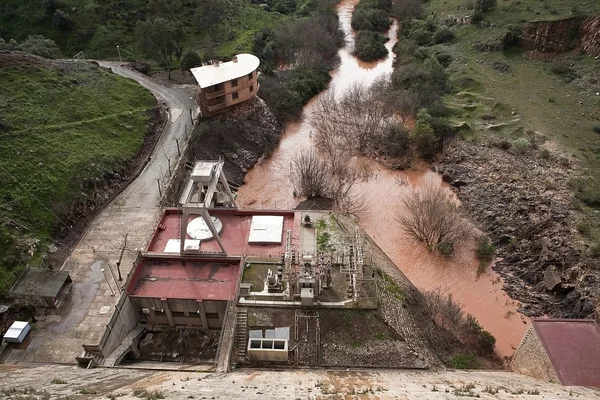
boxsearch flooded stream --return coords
[237,0,528,358]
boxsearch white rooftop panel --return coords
[191,54,260,89]
[164,239,200,253]
[248,215,284,243]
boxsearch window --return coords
[231,78,238,87]
[214,83,222,92]
[232,92,239,100]
[248,72,253,80]
[249,84,254,92]
[206,312,219,319]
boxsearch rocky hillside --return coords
[189,96,281,185]
[520,16,600,56]
[439,142,599,319]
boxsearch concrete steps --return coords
[234,310,248,360]
[102,324,146,367]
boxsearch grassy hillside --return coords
[0,54,156,292]
[418,0,600,232]
[0,0,312,60]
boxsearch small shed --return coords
[3,321,31,343]
[10,268,72,308]
[511,318,600,387]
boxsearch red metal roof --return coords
[532,318,600,387]
[127,258,240,301]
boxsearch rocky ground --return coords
[190,96,281,185]
[438,141,599,318]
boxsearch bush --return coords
[409,28,432,46]
[475,235,495,261]
[16,35,61,58]
[53,9,73,31]
[512,137,530,154]
[383,123,411,157]
[42,0,64,15]
[411,120,438,158]
[437,241,455,255]
[435,52,453,68]
[351,8,392,32]
[593,124,600,134]
[476,0,497,12]
[180,50,202,72]
[449,353,478,369]
[432,27,455,44]
[354,30,388,62]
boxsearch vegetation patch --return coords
[0,57,155,293]
[354,30,388,62]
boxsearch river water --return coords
[236,0,528,358]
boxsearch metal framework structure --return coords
[178,158,236,254]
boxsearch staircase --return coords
[76,350,104,369]
[234,310,248,360]
[102,324,146,367]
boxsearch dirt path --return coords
[3,64,197,364]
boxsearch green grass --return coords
[242,263,271,291]
[0,61,155,292]
[0,0,303,60]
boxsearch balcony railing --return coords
[204,89,226,100]
[206,102,229,113]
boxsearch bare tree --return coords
[397,175,471,251]
[289,149,368,215]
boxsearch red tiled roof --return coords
[532,318,600,387]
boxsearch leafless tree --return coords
[310,77,400,161]
[289,149,368,215]
[397,175,471,250]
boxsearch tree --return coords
[15,35,61,58]
[196,0,226,31]
[397,175,471,252]
[52,9,73,31]
[136,18,178,79]
[354,30,388,62]
[393,0,423,21]
[180,50,202,73]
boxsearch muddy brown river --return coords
[237,0,528,358]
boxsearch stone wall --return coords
[510,325,560,383]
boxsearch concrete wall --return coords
[510,325,560,383]
[130,296,227,329]
[83,294,140,358]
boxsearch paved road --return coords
[3,63,198,364]
[97,61,198,208]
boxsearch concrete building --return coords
[10,268,72,308]
[191,54,260,117]
[511,318,600,387]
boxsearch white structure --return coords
[3,321,31,344]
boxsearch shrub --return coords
[180,50,202,72]
[42,0,64,15]
[593,124,600,134]
[576,222,591,236]
[475,236,495,261]
[351,8,392,32]
[411,120,438,158]
[432,28,455,44]
[512,137,530,153]
[409,28,432,46]
[435,52,453,68]
[449,353,478,369]
[354,30,388,62]
[471,12,484,24]
[550,61,575,77]
[16,35,61,58]
[476,0,497,12]
[437,241,455,255]
[383,123,411,157]
[53,9,73,31]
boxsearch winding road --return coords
[4,63,199,364]
[97,61,199,208]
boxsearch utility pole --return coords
[117,45,122,63]
[116,233,128,281]
[100,268,116,296]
